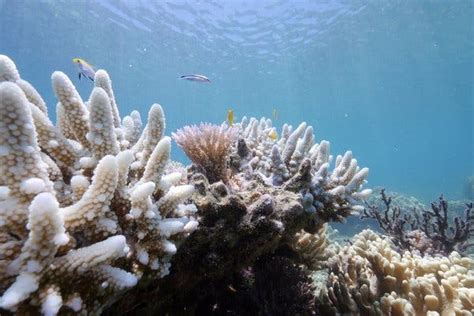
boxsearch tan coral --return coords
[291,225,330,270]
[317,229,474,316]
[172,123,238,183]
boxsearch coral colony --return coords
[0,54,472,315]
[362,189,473,256]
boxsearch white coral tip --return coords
[131,182,155,200]
[168,184,194,199]
[53,233,70,246]
[0,186,10,200]
[20,178,46,195]
[41,291,63,316]
[183,220,199,233]
[0,273,39,310]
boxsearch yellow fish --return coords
[72,58,95,81]
[272,108,279,120]
[227,109,234,126]
[268,129,278,140]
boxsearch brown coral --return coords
[172,123,238,183]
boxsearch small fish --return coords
[272,108,279,120]
[180,74,211,83]
[268,129,278,140]
[228,284,237,293]
[227,109,234,126]
[73,58,95,81]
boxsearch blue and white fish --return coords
[73,58,95,81]
[180,74,211,83]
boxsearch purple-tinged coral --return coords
[425,195,473,254]
[172,123,238,183]
[362,189,473,255]
[230,116,372,224]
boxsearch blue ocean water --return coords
[0,0,472,202]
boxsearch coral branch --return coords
[363,189,473,255]
[0,55,197,315]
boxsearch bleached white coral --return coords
[87,87,120,160]
[132,104,165,172]
[51,71,90,150]
[122,110,142,146]
[0,55,197,314]
[232,116,371,223]
[0,82,52,236]
[29,103,78,176]
[141,136,171,185]
[61,155,119,240]
[16,79,48,113]
[94,70,121,129]
[0,54,20,82]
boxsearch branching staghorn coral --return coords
[363,189,473,255]
[0,55,198,315]
[315,229,474,315]
[172,123,238,183]
[228,116,372,225]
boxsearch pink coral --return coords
[172,124,238,183]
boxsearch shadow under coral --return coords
[104,177,318,315]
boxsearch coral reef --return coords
[363,189,473,255]
[104,115,371,314]
[2,53,472,316]
[315,229,474,315]
[12,52,471,316]
[0,55,198,314]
